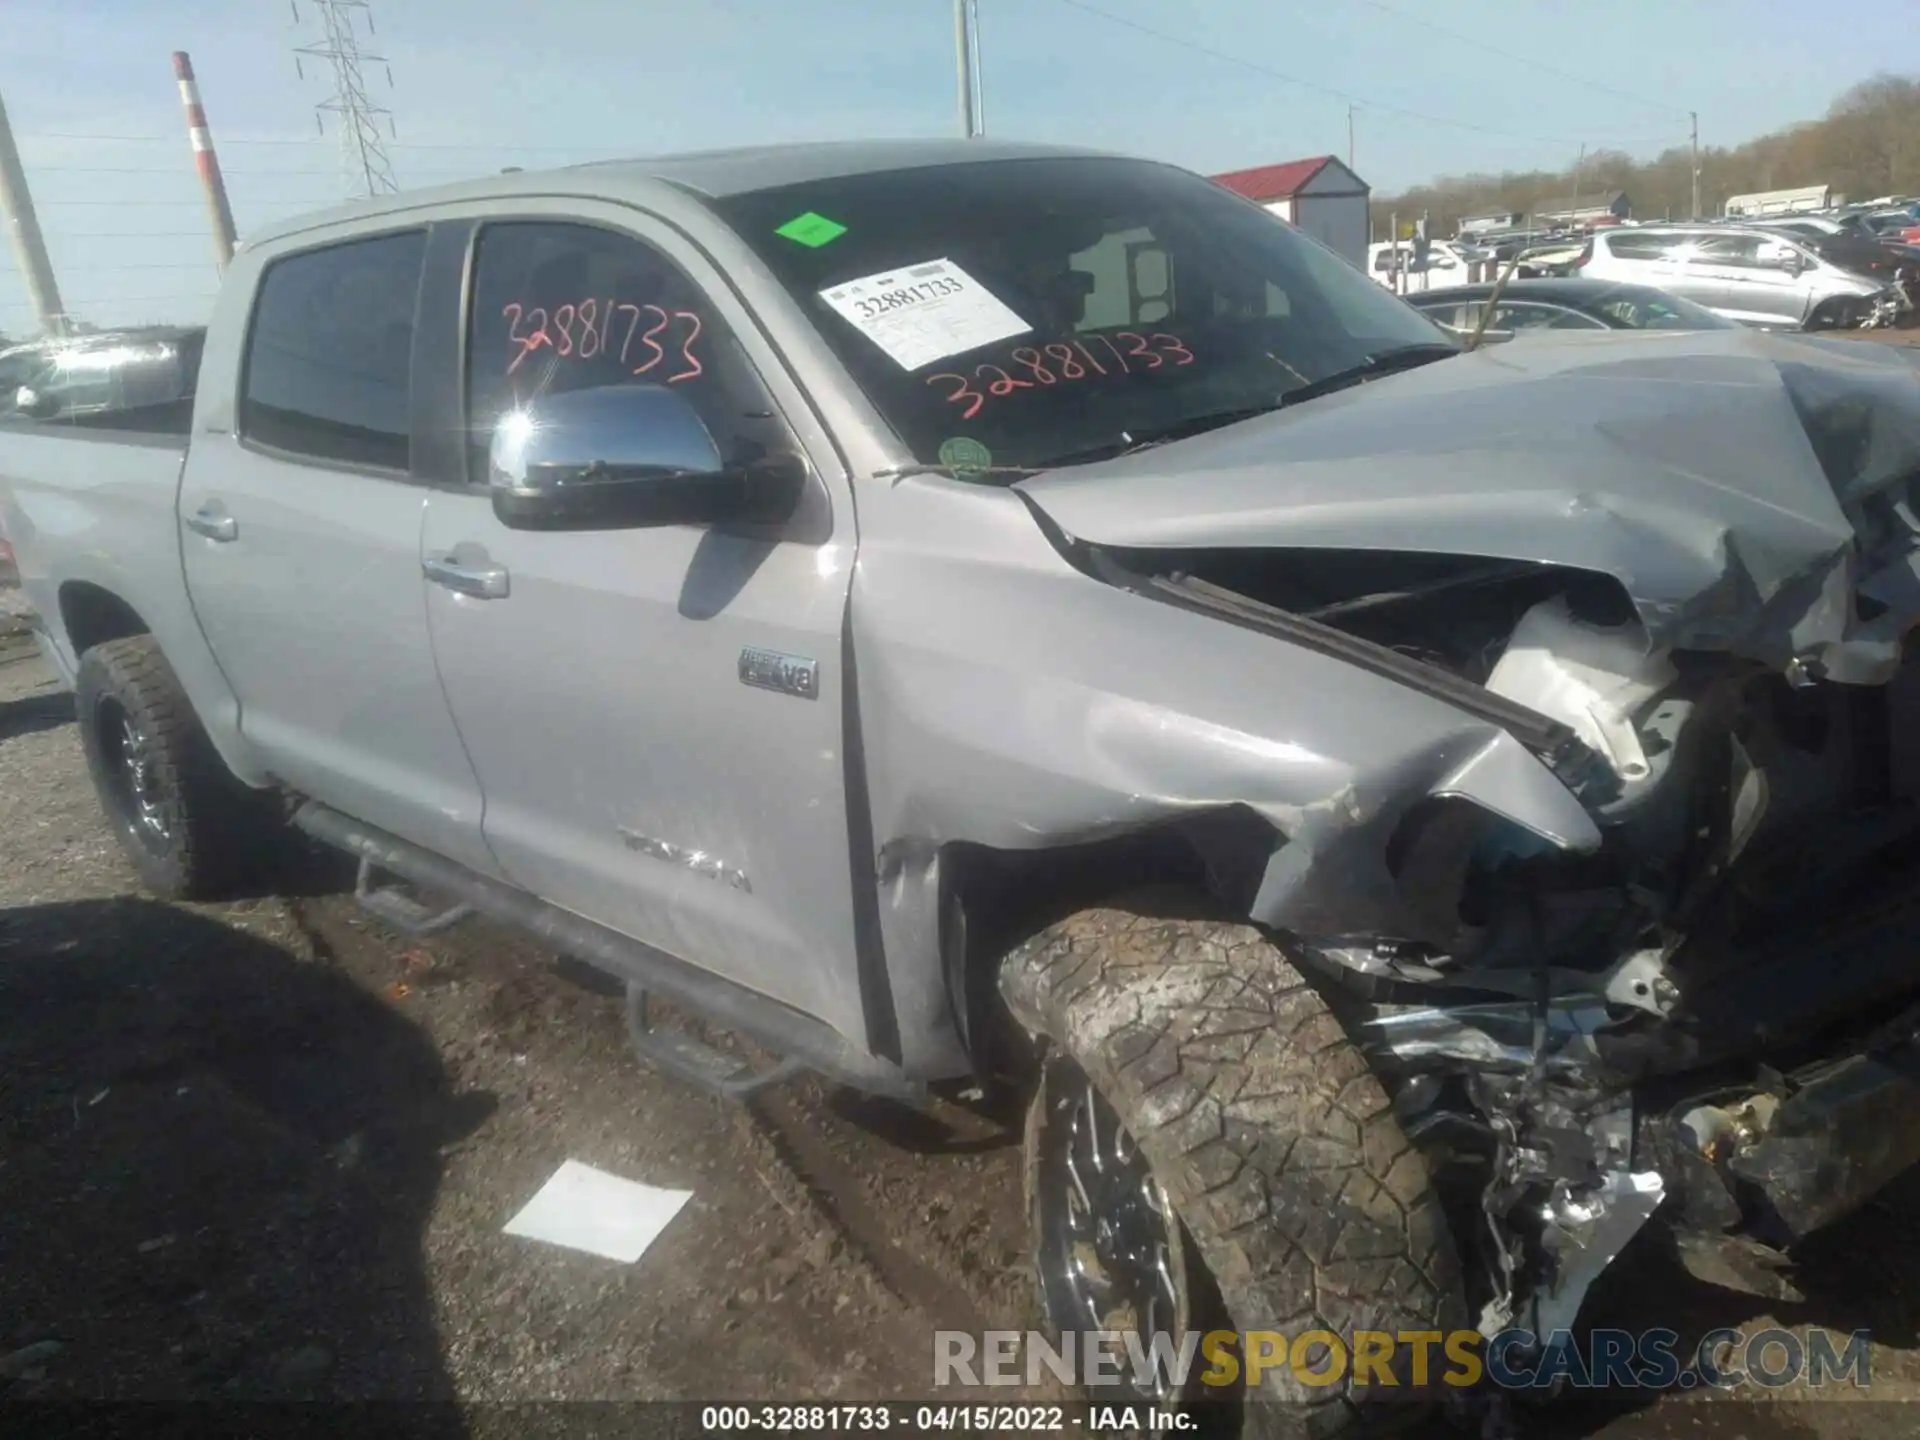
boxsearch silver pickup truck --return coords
[8,138,1920,1428]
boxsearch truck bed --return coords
[0,424,191,686]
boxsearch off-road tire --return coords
[75,635,272,900]
[1000,904,1467,1437]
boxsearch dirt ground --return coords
[5,327,1920,1439]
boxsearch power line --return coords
[291,0,400,196]
[1050,0,1684,150]
[1346,0,1690,118]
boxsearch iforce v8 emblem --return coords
[738,647,819,700]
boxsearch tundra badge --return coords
[738,647,819,700]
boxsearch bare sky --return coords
[1,0,1906,331]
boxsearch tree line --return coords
[1370,74,1920,234]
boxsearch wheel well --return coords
[59,582,150,658]
[941,806,1282,1079]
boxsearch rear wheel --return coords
[1001,903,1467,1437]
[75,635,274,899]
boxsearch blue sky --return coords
[0,0,1906,332]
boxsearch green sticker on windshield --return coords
[775,211,848,248]
[938,437,993,475]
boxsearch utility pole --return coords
[292,0,400,197]
[1689,110,1701,221]
[953,0,981,138]
[0,90,68,337]
[173,53,238,272]
[1347,105,1355,170]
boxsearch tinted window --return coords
[1588,285,1736,330]
[1602,232,1683,261]
[712,158,1451,472]
[241,230,425,470]
[465,222,779,481]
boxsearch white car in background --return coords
[1577,224,1889,329]
[1366,237,1493,289]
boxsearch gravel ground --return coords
[6,389,1920,1440]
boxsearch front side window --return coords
[712,157,1452,473]
[241,230,426,470]
[464,222,781,481]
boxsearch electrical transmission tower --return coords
[290,0,399,197]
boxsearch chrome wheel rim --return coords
[1032,1055,1192,1402]
[99,699,171,849]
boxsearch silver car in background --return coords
[1578,224,1888,329]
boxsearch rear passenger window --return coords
[240,230,426,471]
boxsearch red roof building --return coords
[1210,154,1371,270]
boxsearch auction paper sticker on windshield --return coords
[818,258,1030,371]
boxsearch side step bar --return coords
[292,801,922,1104]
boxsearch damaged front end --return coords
[1013,331,1920,1341]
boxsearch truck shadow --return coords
[0,686,73,742]
[0,897,490,1423]
[1527,1178,1920,1438]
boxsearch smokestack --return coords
[173,51,238,271]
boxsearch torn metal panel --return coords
[1018,330,1920,677]
[848,479,1604,1028]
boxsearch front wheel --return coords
[1000,904,1467,1436]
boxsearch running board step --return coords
[291,801,920,1103]
[625,983,805,1100]
[354,856,475,936]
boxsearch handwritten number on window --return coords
[928,372,985,420]
[502,297,705,382]
[926,331,1197,417]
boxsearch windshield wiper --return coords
[1275,343,1460,410]
[1030,404,1293,469]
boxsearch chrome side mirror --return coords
[487,384,801,532]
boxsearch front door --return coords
[418,210,867,1040]
[1687,234,1807,325]
[179,227,498,876]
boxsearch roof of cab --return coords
[243,137,1120,249]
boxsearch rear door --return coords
[1593,230,1687,294]
[178,226,498,875]
[416,208,867,1038]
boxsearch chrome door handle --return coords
[184,503,237,542]
[423,552,510,600]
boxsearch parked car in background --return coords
[1578,225,1891,329]
[0,327,204,433]
[1404,278,1738,337]
[1366,236,1493,288]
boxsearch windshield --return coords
[1587,284,1736,330]
[712,156,1454,472]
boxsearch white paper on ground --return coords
[818,257,1030,371]
[503,1159,693,1263]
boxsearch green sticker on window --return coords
[937,437,993,475]
[775,212,848,248]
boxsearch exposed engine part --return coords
[1531,1169,1665,1337]
[1677,1093,1780,1163]
[1362,1000,1607,1075]
[1670,1231,1804,1304]
[1603,948,1680,1019]
[1484,596,1675,783]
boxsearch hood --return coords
[1018,329,1920,680]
